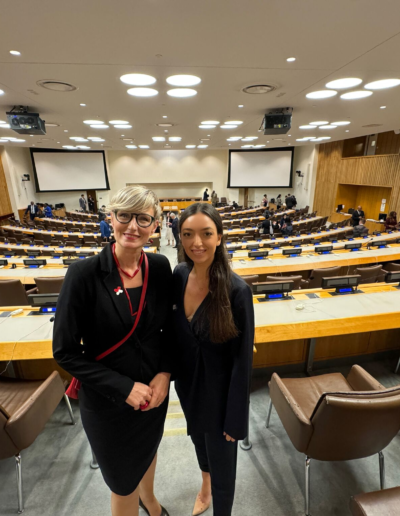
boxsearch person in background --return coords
[165,211,174,246]
[79,194,87,212]
[259,217,273,235]
[351,205,365,226]
[211,191,218,207]
[286,195,294,209]
[44,203,53,218]
[291,195,297,209]
[173,203,254,516]
[232,200,239,210]
[281,218,293,236]
[263,207,271,219]
[170,212,180,248]
[203,188,210,202]
[98,205,107,218]
[276,194,282,207]
[261,194,268,207]
[88,195,95,213]
[25,201,39,222]
[99,213,112,242]
[272,220,280,233]
[353,217,369,237]
[280,213,290,228]
[385,211,397,231]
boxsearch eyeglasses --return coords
[114,211,155,227]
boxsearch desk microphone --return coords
[50,316,55,322]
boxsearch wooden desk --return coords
[160,200,210,211]
[223,216,322,236]
[37,217,100,228]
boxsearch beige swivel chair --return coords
[34,277,65,294]
[265,275,303,290]
[301,266,342,289]
[266,365,400,515]
[0,280,30,307]
[0,372,75,513]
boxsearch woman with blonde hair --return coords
[54,185,173,516]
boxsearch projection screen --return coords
[228,148,294,188]
[30,149,110,192]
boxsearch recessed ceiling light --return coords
[296,138,309,141]
[331,121,351,126]
[157,123,173,127]
[167,88,197,98]
[166,75,201,87]
[241,145,253,148]
[120,74,156,86]
[77,145,90,149]
[345,130,350,133]
[340,91,373,99]
[238,105,244,108]
[241,137,258,141]
[306,90,338,99]
[225,121,243,125]
[186,145,196,148]
[169,137,182,141]
[70,137,89,141]
[243,84,275,95]
[162,115,168,118]
[126,145,137,149]
[0,90,4,95]
[299,125,317,129]
[57,142,60,144]
[310,121,329,126]
[199,125,216,129]
[128,87,158,97]
[139,145,150,149]
[63,145,76,149]
[326,78,362,89]
[164,130,168,133]
[152,137,166,141]
[88,138,105,142]
[286,57,296,62]
[109,120,129,125]
[84,120,103,125]
[197,145,208,148]
[122,138,134,141]
[319,137,332,140]
[227,137,242,141]
[10,50,21,56]
[201,120,219,125]
[90,124,109,128]
[80,103,86,107]
[254,144,266,148]
[364,79,400,90]
[380,106,387,109]
[46,123,60,127]
[64,129,68,132]
[114,124,132,129]
[220,125,237,129]
[319,125,337,130]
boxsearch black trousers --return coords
[173,231,180,246]
[190,432,238,516]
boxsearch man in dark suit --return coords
[25,201,39,221]
[286,195,294,209]
[352,206,365,226]
[203,188,209,201]
[353,218,369,237]
[170,213,180,248]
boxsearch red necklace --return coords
[112,244,144,279]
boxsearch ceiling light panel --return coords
[201,120,219,125]
[166,75,201,87]
[220,125,237,129]
[84,120,103,125]
[197,145,208,148]
[286,57,296,62]
[152,137,165,141]
[306,90,337,99]
[114,124,132,129]
[319,125,337,129]
[0,90,4,95]
[109,120,129,125]
[186,145,196,148]
[120,74,156,86]
[227,137,242,141]
[199,125,216,129]
[139,145,150,149]
[326,78,362,89]
[340,91,373,99]
[364,79,400,90]
[299,125,317,129]
[225,121,243,125]
[128,88,158,97]
[126,145,137,149]
[331,121,351,125]
[10,50,21,56]
[90,124,109,128]
[310,121,329,126]
[169,137,182,141]
[167,88,197,98]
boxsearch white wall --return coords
[133,182,213,199]
[246,145,318,208]
[106,149,238,204]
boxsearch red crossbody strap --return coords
[95,253,149,362]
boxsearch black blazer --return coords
[352,210,364,225]
[25,204,39,215]
[53,244,173,407]
[172,263,254,440]
[171,218,179,233]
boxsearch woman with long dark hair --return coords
[172,203,254,516]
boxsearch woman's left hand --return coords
[142,372,171,411]
[223,432,236,442]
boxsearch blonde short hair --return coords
[107,185,161,219]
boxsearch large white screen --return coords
[32,151,109,192]
[228,149,293,188]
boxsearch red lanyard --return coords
[112,244,144,279]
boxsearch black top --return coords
[53,243,174,406]
[171,218,179,233]
[172,263,254,440]
[203,190,210,201]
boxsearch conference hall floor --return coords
[1,228,400,515]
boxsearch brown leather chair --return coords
[242,275,259,287]
[350,486,400,515]
[0,280,30,306]
[355,264,383,284]
[0,372,75,512]
[301,266,342,289]
[265,275,303,290]
[384,262,400,272]
[34,277,65,294]
[266,365,400,515]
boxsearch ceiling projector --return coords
[260,108,293,135]
[6,106,46,135]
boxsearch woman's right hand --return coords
[125,383,153,410]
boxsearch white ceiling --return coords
[1,0,400,151]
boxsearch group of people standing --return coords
[79,193,96,213]
[53,185,254,516]
[261,193,297,209]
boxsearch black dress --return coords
[172,263,254,440]
[53,245,173,496]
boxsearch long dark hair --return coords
[178,203,238,343]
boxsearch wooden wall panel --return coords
[376,131,400,155]
[313,138,400,217]
[355,186,392,219]
[335,184,357,212]
[0,153,13,217]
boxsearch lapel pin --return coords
[114,286,123,296]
